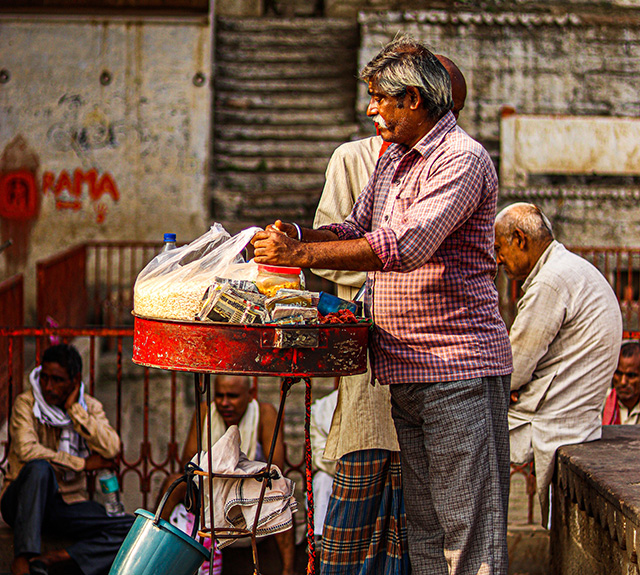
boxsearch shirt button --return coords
[384,215,389,221]
[368,288,372,295]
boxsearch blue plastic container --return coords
[109,509,208,575]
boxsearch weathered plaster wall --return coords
[0,15,211,317]
[359,9,640,247]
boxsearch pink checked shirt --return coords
[322,112,512,384]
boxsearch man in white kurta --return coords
[495,203,622,526]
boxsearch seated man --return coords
[158,374,295,575]
[603,341,640,425]
[0,343,134,575]
[495,203,622,526]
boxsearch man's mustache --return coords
[373,115,388,129]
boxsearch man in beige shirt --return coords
[495,203,622,526]
[312,55,467,575]
[1,344,133,575]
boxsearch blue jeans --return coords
[1,460,135,575]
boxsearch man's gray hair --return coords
[495,202,554,243]
[359,34,453,120]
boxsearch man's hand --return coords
[64,383,81,412]
[251,222,381,271]
[510,390,519,404]
[252,228,307,267]
[84,453,118,472]
[267,220,298,239]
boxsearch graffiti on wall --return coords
[0,167,119,224]
[0,133,122,274]
[0,170,39,221]
[42,168,120,223]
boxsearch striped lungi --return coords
[320,449,409,575]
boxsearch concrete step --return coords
[213,139,344,157]
[214,123,359,142]
[216,60,355,80]
[215,75,351,93]
[217,45,358,64]
[215,108,355,126]
[217,17,358,43]
[215,171,326,192]
[216,91,354,111]
[212,189,321,223]
[215,154,331,173]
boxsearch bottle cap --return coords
[164,233,177,242]
[99,473,119,494]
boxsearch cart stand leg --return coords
[250,377,296,575]
[304,377,316,575]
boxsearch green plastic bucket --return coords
[109,473,208,575]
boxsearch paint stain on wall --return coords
[0,135,41,274]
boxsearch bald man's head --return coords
[214,375,253,427]
[494,203,554,281]
[435,54,467,120]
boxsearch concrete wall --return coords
[0,15,211,318]
[358,9,640,248]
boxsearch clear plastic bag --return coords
[133,224,261,320]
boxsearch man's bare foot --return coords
[36,549,71,567]
[11,550,72,575]
[10,555,30,575]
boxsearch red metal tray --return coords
[132,314,370,377]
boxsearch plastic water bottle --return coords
[162,233,177,252]
[99,471,126,516]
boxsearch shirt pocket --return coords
[390,189,414,226]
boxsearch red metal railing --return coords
[36,245,87,327]
[0,275,24,425]
[0,326,179,511]
[85,241,162,326]
[573,246,640,331]
[38,243,640,334]
[36,241,162,328]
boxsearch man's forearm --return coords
[300,238,382,270]
[299,227,340,243]
[253,229,383,271]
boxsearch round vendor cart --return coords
[132,315,370,575]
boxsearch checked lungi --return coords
[320,449,409,575]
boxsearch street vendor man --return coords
[312,53,467,575]
[252,35,513,575]
[1,343,134,575]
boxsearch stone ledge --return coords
[554,426,640,573]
